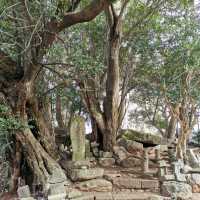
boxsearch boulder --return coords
[68,168,104,181]
[121,129,162,145]
[70,115,86,161]
[161,181,192,199]
[117,138,143,155]
[99,158,115,167]
[75,179,112,192]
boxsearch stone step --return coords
[70,192,168,200]
[103,174,159,191]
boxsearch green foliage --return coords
[0,104,26,158]
[192,130,200,145]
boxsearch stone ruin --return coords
[15,118,200,200]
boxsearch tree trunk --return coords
[7,78,66,190]
[56,95,65,128]
[166,115,177,141]
[103,7,122,151]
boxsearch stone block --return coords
[160,175,175,181]
[99,158,115,167]
[141,180,159,189]
[112,177,141,189]
[94,192,113,200]
[48,193,66,200]
[75,178,112,192]
[69,168,104,181]
[70,115,86,161]
[17,185,31,198]
[48,181,68,195]
[120,157,141,168]
[68,189,82,199]
[103,151,113,158]
[161,181,192,199]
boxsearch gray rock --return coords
[75,178,112,192]
[69,168,104,181]
[161,181,192,199]
[70,115,86,161]
[17,185,31,198]
[99,158,115,167]
[20,198,36,200]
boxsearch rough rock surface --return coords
[68,168,104,181]
[75,179,112,192]
[161,181,192,199]
[121,129,162,145]
[70,115,86,161]
[99,158,115,167]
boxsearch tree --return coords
[0,0,111,190]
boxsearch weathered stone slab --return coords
[141,180,159,189]
[103,152,113,158]
[48,167,67,184]
[17,185,31,198]
[69,168,104,181]
[48,193,66,200]
[111,177,142,189]
[113,146,128,164]
[75,179,112,192]
[48,181,68,195]
[160,175,175,181]
[70,115,86,161]
[121,129,162,145]
[68,189,82,199]
[94,192,113,200]
[62,160,94,170]
[120,157,141,168]
[99,158,115,167]
[20,198,35,200]
[85,139,92,158]
[71,193,94,200]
